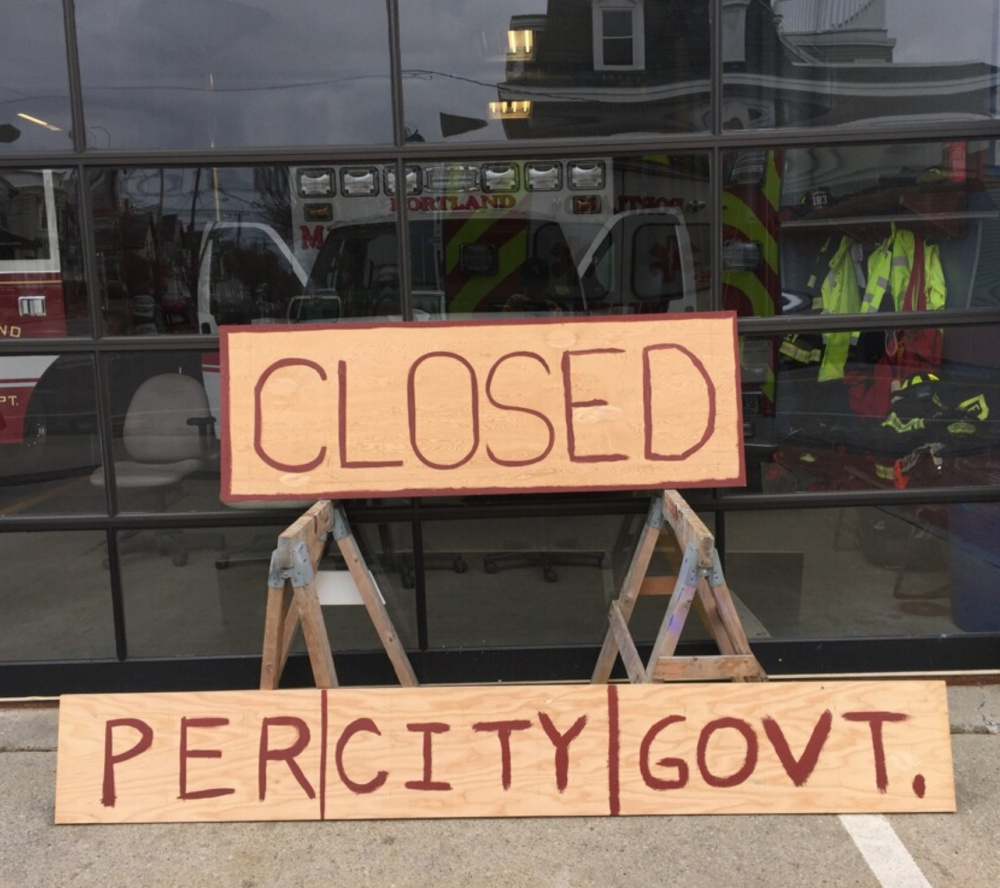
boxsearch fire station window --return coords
[592,0,644,70]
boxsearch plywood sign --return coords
[55,681,954,823]
[220,314,744,500]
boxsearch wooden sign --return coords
[220,314,744,501]
[55,681,954,823]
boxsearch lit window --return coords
[592,0,644,71]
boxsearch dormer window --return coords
[592,0,644,71]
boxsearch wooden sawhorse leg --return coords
[592,490,766,685]
[259,500,417,690]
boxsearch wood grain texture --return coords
[55,681,954,823]
[221,314,744,500]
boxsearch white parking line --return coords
[840,814,933,888]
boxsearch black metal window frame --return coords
[1,0,999,695]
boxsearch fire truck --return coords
[0,169,80,460]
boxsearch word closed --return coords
[220,314,744,500]
[54,682,954,823]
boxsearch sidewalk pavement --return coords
[2,683,999,888]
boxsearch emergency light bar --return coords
[384,166,422,196]
[341,167,379,196]
[297,168,334,198]
[425,164,480,193]
[525,162,561,191]
[568,161,605,190]
[481,163,519,193]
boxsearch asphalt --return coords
[2,682,999,888]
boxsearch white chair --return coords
[92,373,216,565]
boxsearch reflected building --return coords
[496,0,998,136]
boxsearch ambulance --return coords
[196,158,700,333]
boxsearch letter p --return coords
[102,718,154,807]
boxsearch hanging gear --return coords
[844,227,946,418]
[817,235,864,381]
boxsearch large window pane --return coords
[391,154,711,317]
[1,169,88,334]
[723,142,1000,319]
[722,505,1000,638]
[90,166,400,336]
[736,325,1000,494]
[400,0,710,142]
[725,0,1000,130]
[0,530,116,660]
[121,519,417,656]
[0,354,104,516]
[96,351,221,513]
[75,1,393,150]
[422,513,623,648]
[0,0,71,152]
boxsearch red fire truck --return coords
[0,170,75,454]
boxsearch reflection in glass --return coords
[725,0,1000,129]
[0,354,104,516]
[0,0,72,152]
[0,169,88,334]
[0,531,116,660]
[94,352,221,513]
[736,326,1000,494]
[75,0,393,149]
[422,513,619,647]
[723,142,1000,317]
[722,505,1000,638]
[122,520,417,656]
[401,0,710,141]
[721,142,1000,489]
[381,154,712,317]
[90,166,402,336]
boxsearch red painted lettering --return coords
[762,710,832,787]
[472,720,532,790]
[843,711,909,793]
[179,717,235,801]
[254,358,327,473]
[643,343,715,461]
[639,716,690,790]
[407,352,479,470]
[338,360,403,469]
[300,225,325,251]
[101,718,154,808]
[258,716,316,801]
[561,349,627,463]
[404,722,452,791]
[697,717,758,788]
[335,718,389,795]
[484,351,555,467]
[538,712,587,793]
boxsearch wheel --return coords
[453,557,467,574]
[484,558,498,574]
[543,565,558,583]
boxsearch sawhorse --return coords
[592,490,766,684]
[259,500,417,689]
[260,491,762,689]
